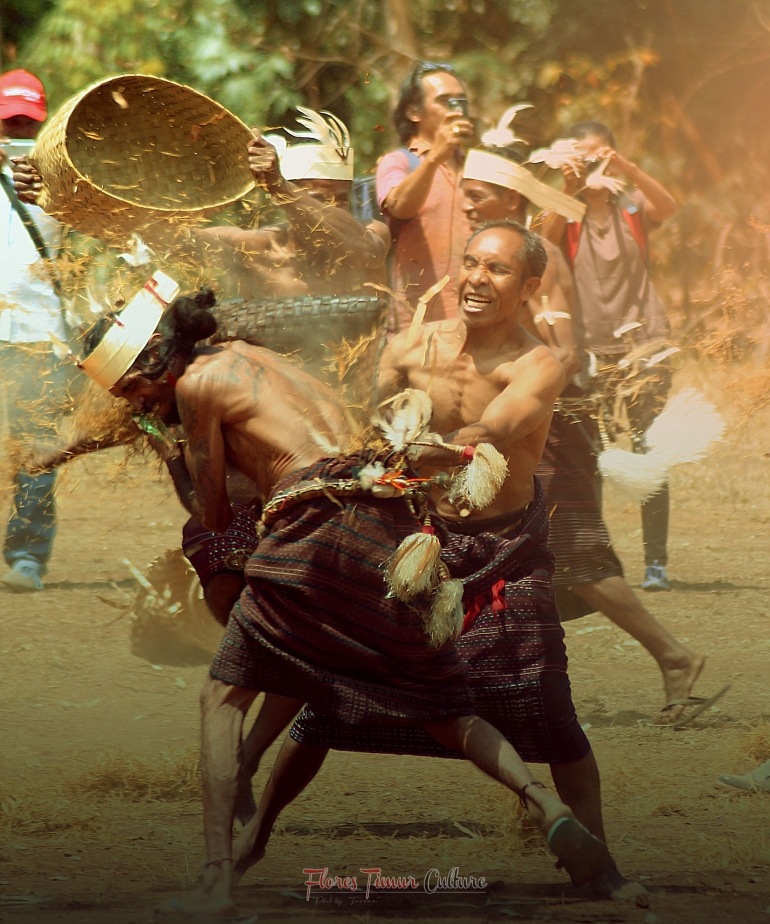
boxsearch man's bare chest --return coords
[407,359,504,432]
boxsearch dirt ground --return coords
[1,361,769,924]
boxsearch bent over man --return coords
[213,222,647,908]
[77,265,623,919]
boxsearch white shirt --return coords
[0,164,66,343]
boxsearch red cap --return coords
[0,69,47,122]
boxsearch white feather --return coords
[118,233,154,267]
[598,447,669,504]
[583,156,626,195]
[286,107,351,158]
[645,388,725,465]
[48,331,74,362]
[86,286,109,316]
[372,389,433,452]
[527,138,583,172]
[480,103,532,148]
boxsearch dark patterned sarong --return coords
[209,457,474,727]
[182,502,261,590]
[290,479,590,765]
[537,407,623,620]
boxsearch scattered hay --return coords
[724,364,770,421]
[0,784,101,837]
[740,724,770,763]
[68,749,200,803]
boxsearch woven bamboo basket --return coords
[30,74,254,242]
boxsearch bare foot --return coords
[653,650,705,725]
[232,818,267,885]
[577,863,650,905]
[155,890,238,920]
[156,861,239,920]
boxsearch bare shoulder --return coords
[365,219,391,250]
[390,319,452,356]
[501,339,565,390]
[179,344,267,402]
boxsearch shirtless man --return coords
[213,221,647,909]
[460,146,712,726]
[78,271,620,919]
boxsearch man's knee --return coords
[200,676,254,715]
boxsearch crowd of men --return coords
[3,59,760,922]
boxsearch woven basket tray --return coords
[212,294,389,413]
[31,74,254,242]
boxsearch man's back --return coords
[177,342,352,505]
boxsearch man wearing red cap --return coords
[1,69,69,593]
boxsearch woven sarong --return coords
[290,479,590,765]
[181,502,261,590]
[537,408,623,620]
[209,457,473,727]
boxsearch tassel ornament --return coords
[447,442,509,512]
[385,521,442,601]
[424,578,465,647]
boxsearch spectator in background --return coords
[543,121,678,592]
[377,62,472,326]
[0,69,70,593]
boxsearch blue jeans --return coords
[2,344,70,573]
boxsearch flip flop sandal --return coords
[648,683,731,730]
[546,816,613,888]
[156,897,258,924]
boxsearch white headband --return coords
[280,143,355,181]
[80,272,180,390]
[464,149,586,222]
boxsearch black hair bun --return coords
[168,288,218,345]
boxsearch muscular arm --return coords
[414,347,565,469]
[175,377,232,533]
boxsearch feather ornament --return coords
[598,447,669,504]
[480,103,533,148]
[599,389,725,503]
[286,106,351,159]
[118,233,154,267]
[48,331,77,363]
[423,578,465,646]
[645,388,725,466]
[447,442,508,512]
[372,389,433,452]
[583,156,626,195]
[385,529,443,601]
[527,138,583,173]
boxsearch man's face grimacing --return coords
[462,179,520,229]
[458,227,541,327]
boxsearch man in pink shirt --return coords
[376,62,472,325]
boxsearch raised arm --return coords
[379,113,471,220]
[175,375,231,532]
[248,131,388,273]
